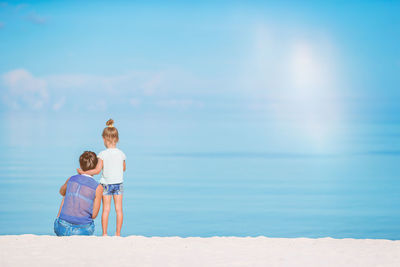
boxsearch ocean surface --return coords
[0,115,399,239]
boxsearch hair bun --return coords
[106,119,114,127]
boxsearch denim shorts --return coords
[102,183,123,195]
[54,218,95,236]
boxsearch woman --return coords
[54,151,103,236]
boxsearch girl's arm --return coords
[77,159,103,176]
[92,185,104,219]
[123,160,126,172]
[59,178,71,196]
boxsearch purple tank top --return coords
[59,174,99,225]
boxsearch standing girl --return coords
[79,119,126,236]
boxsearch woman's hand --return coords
[59,178,71,196]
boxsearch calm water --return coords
[0,116,399,239]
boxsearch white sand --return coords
[1,235,400,267]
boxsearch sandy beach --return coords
[1,235,400,267]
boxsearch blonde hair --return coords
[102,119,119,144]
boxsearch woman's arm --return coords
[92,185,104,219]
[59,178,71,196]
[77,159,103,176]
[56,197,65,218]
[123,160,126,172]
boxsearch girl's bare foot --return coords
[102,234,108,236]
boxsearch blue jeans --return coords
[102,183,123,195]
[54,218,95,236]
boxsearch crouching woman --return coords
[54,151,103,236]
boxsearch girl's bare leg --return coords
[102,195,112,236]
[113,194,123,236]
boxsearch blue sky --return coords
[0,1,399,153]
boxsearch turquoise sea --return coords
[0,114,399,239]
[1,0,399,241]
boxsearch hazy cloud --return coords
[87,100,107,111]
[157,99,204,109]
[1,68,204,112]
[52,97,66,111]
[26,12,47,24]
[129,98,141,107]
[2,69,48,109]
[45,71,163,94]
[15,4,29,10]
[142,72,164,96]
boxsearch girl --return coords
[79,119,126,236]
